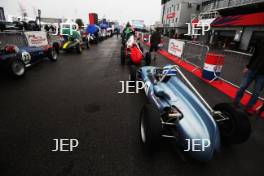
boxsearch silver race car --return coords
[132,65,251,161]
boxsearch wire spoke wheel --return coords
[12,60,25,76]
[140,114,147,143]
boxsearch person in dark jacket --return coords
[149,28,161,62]
[0,21,5,31]
[234,38,264,113]
[115,28,120,38]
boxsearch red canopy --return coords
[211,12,264,27]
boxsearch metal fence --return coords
[182,42,210,71]
[162,37,264,100]
[0,32,27,47]
[160,36,170,51]
[220,50,264,99]
[161,37,209,71]
[220,50,251,86]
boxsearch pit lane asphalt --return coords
[0,37,263,176]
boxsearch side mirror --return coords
[153,85,166,98]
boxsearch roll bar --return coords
[159,65,214,113]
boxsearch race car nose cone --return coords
[179,121,221,162]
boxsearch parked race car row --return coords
[0,26,113,78]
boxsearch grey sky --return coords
[0,0,161,25]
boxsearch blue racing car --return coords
[132,65,251,162]
[0,31,58,78]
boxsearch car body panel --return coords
[19,46,47,62]
[140,66,221,161]
[0,46,49,66]
[61,38,83,52]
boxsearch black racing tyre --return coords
[76,44,82,54]
[144,52,151,66]
[129,65,137,82]
[140,104,162,153]
[120,47,125,65]
[86,42,90,49]
[213,103,251,144]
[48,48,58,62]
[9,59,26,78]
[53,42,60,54]
[85,38,90,49]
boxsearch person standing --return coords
[122,22,134,46]
[149,28,161,63]
[234,38,264,114]
[115,28,120,38]
[44,24,50,32]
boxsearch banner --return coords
[211,12,264,27]
[168,39,185,58]
[24,31,48,47]
[167,12,176,19]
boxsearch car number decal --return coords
[21,51,31,64]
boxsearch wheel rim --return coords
[140,115,147,143]
[52,49,58,60]
[12,61,25,76]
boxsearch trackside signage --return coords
[168,39,185,58]
[24,31,48,47]
[167,12,176,19]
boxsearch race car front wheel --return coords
[48,48,58,62]
[214,103,251,145]
[86,42,90,49]
[76,44,82,54]
[140,104,162,153]
[86,37,91,49]
[52,42,60,54]
[9,59,26,78]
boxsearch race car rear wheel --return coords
[120,47,125,65]
[140,104,162,152]
[86,42,90,49]
[213,103,251,144]
[48,48,58,62]
[9,59,26,78]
